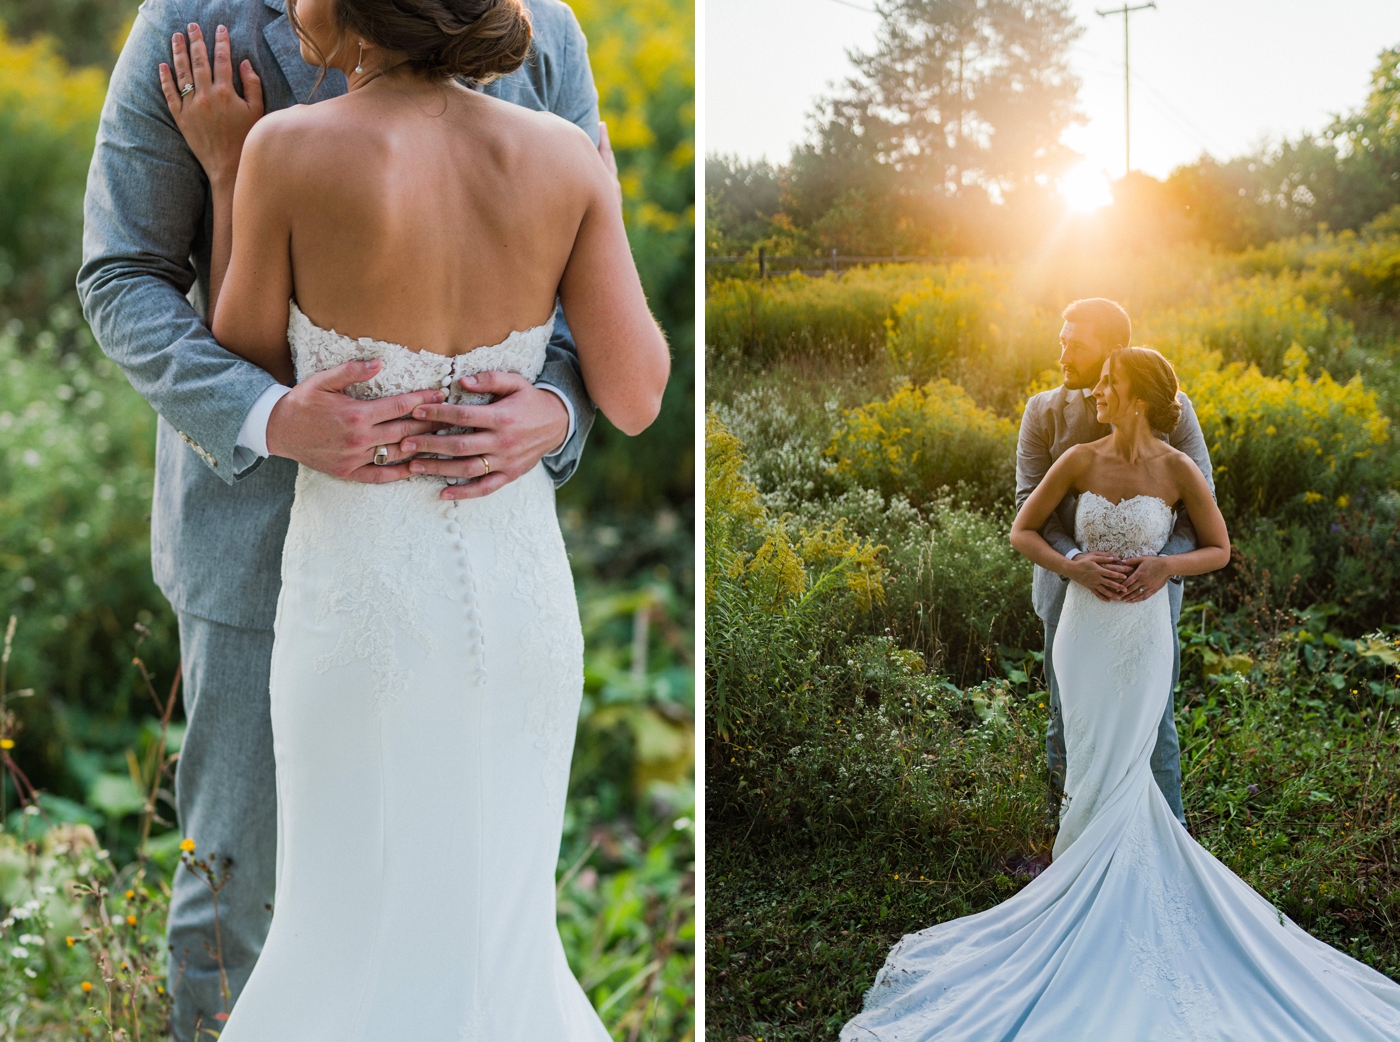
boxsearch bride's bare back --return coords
[269,82,588,353]
[211,70,666,435]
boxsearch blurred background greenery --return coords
[0,1,694,1037]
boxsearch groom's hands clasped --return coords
[397,372,571,500]
[265,360,445,481]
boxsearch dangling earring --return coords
[355,41,364,74]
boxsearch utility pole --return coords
[1096,2,1156,176]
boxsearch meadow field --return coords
[705,222,1400,1039]
[0,1,694,1037]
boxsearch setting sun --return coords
[1059,162,1114,212]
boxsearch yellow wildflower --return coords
[65,936,74,947]
[180,838,195,853]
[80,981,92,993]
[0,739,13,750]
[125,915,136,926]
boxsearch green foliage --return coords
[0,29,105,321]
[707,622,1400,1040]
[0,315,180,813]
[827,379,1018,512]
[561,0,694,517]
[1151,272,1353,377]
[705,272,894,367]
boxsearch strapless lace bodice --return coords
[288,300,552,403]
[1074,491,1174,559]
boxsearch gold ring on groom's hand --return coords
[479,455,490,475]
[373,446,389,466]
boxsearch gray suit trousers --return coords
[169,612,277,1040]
[1044,619,1186,827]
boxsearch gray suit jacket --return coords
[1015,385,1215,628]
[78,0,600,629]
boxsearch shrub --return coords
[826,379,1017,511]
[782,488,1036,686]
[1148,271,1354,377]
[883,264,1061,410]
[705,272,894,365]
[1188,345,1391,522]
[0,28,105,320]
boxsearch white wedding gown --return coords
[843,492,1400,1041]
[221,304,610,1042]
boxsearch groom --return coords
[1015,298,1214,831]
[77,0,604,1036]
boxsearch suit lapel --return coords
[262,0,344,104]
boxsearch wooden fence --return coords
[705,248,950,278]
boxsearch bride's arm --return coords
[1011,447,1132,600]
[159,24,293,384]
[206,118,296,385]
[556,136,670,436]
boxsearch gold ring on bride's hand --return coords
[373,446,389,466]
[479,455,490,475]
[180,83,195,98]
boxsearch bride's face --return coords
[1091,357,1139,426]
[290,0,352,73]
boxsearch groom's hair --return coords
[1062,298,1131,350]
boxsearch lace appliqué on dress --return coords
[1074,492,1175,696]
[479,474,584,801]
[282,301,552,711]
[1118,819,1220,1042]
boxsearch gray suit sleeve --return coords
[530,0,601,487]
[1017,397,1078,560]
[76,7,277,485]
[1161,391,1215,559]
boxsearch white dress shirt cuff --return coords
[1064,548,1082,561]
[235,383,293,461]
[535,383,575,459]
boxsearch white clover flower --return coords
[18,934,40,945]
[9,946,27,959]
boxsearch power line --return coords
[1095,2,1157,175]
[824,0,879,12]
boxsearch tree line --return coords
[707,0,1400,258]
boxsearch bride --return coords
[156,2,668,1038]
[844,347,1400,1040]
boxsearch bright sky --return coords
[704,0,1400,182]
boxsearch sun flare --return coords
[1059,163,1114,213]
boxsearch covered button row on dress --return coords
[441,498,487,686]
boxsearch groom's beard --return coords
[1061,368,1092,389]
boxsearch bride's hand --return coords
[159,24,263,187]
[1119,555,1175,603]
[1065,551,1132,602]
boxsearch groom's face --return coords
[1058,321,1109,390]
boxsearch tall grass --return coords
[706,239,1400,1038]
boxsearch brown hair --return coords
[1109,346,1182,433]
[291,0,532,95]
[1062,298,1131,351]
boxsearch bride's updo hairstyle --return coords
[1109,346,1182,434]
[294,0,532,89]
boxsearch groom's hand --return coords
[397,371,571,500]
[1119,556,1175,604]
[264,359,444,480]
[1065,552,1132,602]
